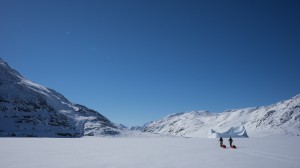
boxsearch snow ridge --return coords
[144,95,300,137]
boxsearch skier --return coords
[229,137,233,147]
[219,137,223,147]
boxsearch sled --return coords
[230,145,237,149]
[221,144,226,148]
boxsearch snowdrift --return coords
[208,125,248,138]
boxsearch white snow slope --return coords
[0,136,299,168]
[144,95,300,137]
[0,58,123,137]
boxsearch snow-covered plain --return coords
[1,136,299,168]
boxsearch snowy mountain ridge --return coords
[144,94,300,137]
[1,58,300,137]
[0,58,123,137]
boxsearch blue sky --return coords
[1,0,300,126]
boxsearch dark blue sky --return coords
[1,0,300,126]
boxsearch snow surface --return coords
[0,136,299,168]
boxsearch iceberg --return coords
[208,125,248,138]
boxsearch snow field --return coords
[0,136,299,168]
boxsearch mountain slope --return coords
[0,58,122,137]
[144,95,300,137]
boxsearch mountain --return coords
[144,95,300,137]
[0,58,123,137]
[129,121,153,131]
[130,126,144,131]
